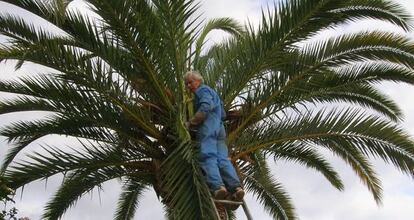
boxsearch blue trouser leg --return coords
[217,125,241,191]
[198,133,224,191]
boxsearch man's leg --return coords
[216,124,242,191]
[216,124,244,210]
[198,133,227,198]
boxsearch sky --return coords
[1,0,414,220]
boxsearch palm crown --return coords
[1,0,414,219]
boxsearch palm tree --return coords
[1,0,414,219]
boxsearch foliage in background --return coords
[1,177,17,220]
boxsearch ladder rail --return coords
[214,200,243,205]
[210,196,222,220]
[213,198,254,220]
[241,199,253,220]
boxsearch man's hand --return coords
[189,112,206,126]
[185,121,190,129]
[185,112,206,131]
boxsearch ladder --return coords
[210,196,253,220]
[166,134,252,219]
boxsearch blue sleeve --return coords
[196,88,214,113]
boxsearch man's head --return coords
[184,70,203,93]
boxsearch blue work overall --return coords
[194,84,241,191]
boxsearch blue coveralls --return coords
[193,84,241,191]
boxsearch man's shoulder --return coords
[196,84,214,94]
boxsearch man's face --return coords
[185,76,201,93]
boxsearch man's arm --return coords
[188,111,206,127]
[187,88,214,128]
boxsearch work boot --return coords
[233,187,245,202]
[224,187,245,210]
[213,186,228,200]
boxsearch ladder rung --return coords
[213,199,243,205]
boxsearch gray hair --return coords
[184,70,204,82]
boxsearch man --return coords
[184,70,245,206]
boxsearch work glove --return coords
[186,111,206,129]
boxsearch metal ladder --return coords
[210,196,253,220]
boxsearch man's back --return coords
[194,84,223,136]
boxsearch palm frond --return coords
[269,142,344,190]
[42,167,136,219]
[0,0,74,26]
[242,152,296,220]
[312,138,383,203]
[234,108,414,203]
[114,178,147,220]
[160,141,216,220]
[193,17,244,70]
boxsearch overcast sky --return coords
[1,0,414,220]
